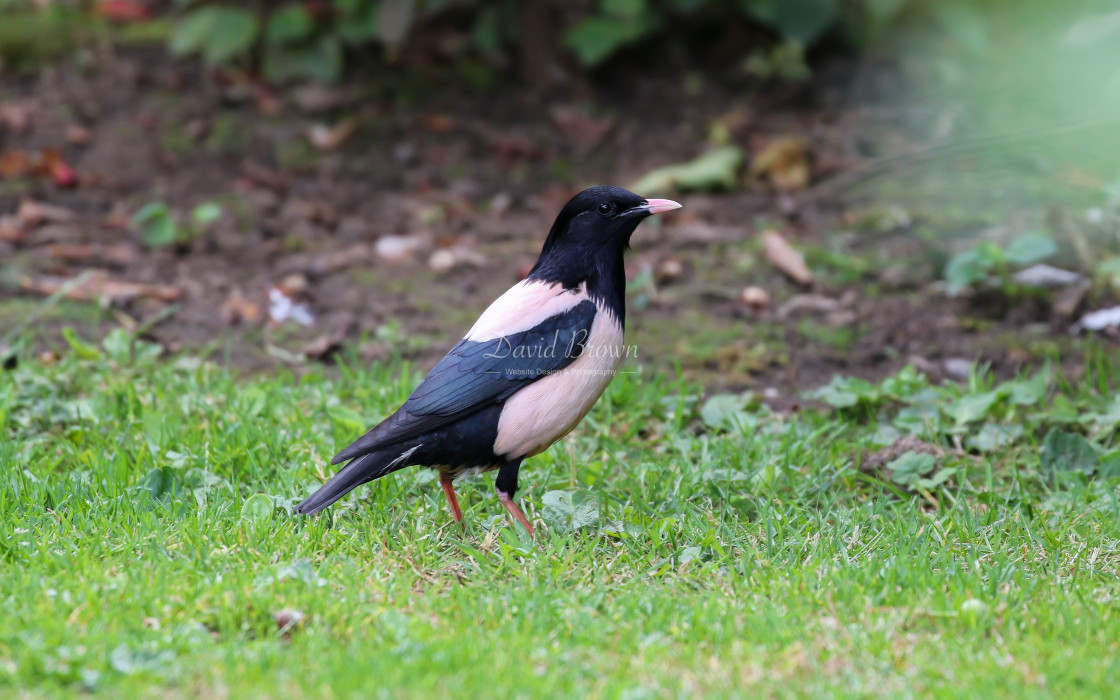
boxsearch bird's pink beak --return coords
[643,198,683,214]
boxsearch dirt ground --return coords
[0,45,1107,404]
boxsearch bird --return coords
[295,186,681,535]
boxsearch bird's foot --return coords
[497,490,534,537]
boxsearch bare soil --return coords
[0,47,1101,405]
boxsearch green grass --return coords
[2,334,1120,699]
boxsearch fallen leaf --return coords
[428,245,486,273]
[630,146,744,195]
[1077,306,1120,332]
[750,136,810,191]
[48,243,139,266]
[1053,281,1091,320]
[775,294,839,318]
[654,257,685,285]
[762,231,814,285]
[293,85,350,113]
[375,234,424,262]
[0,150,32,178]
[307,118,358,151]
[0,102,33,133]
[21,271,184,303]
[739,286,770,309]
[419,114,454,132]
[66,124,92,145]
[221,290,262,324]
[303,317,353,360]
[18,199,75,226]
[1011,264,1084,288]
[0,216,28,243]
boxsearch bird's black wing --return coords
[331,300,596,464]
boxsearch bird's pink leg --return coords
[498,490,534,537]
[439,472,464,529]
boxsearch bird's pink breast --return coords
[492,303,625,459]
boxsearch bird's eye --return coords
[597,202,614,216]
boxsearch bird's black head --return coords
[528,186,680,312]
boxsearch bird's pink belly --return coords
[493,315,625,458]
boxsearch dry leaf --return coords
[654,257,685,285]
[39,148,77,188]
[21,271,184,303]
[48,243,139,266]
[0,150,32,178]
[0,216,28,243]
[750,136,810,191]
[307,118,358,150]
[0,102,32,133]
[66,124,92,145]
[375,234,424,262]
[18,198,75,226]
[428,245,486,273]
[221,290,263,325]
[419,114,454,133]
[739,286,770,309]
[761,231,813,285]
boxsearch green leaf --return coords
[102,328,132,364]
[203,7,258,64]
[807,375,879,409]
[1040,430,1099,477]
[773,0,836,42]
[944,246,994,296]
[629,146,744,195]
[700,393,755,431]
[1006,369,1049,406]
[470,5,501,54]
[337,0,378,45]
[541,490,600,532]
[254,559,328,589]
[169,7,216,55]
[1095,257,1120,293]
[171,6,258,64]
[739,0,778,24]
[265,4,313,44]
[949,389,1001,426]
[862,0,908,22]
[1004,233,1057,267]
[62,327,101,360]
[264,37,343,83]
[966,423,1023,452]
[886,450,937,487]
[563,14,655,66]
[139,467,181,502]
[240,493,274,526]
[917,467,956,490]
[603,0,645,18]
[190,202,222,227]
[931,0,988,54]
[133,202,177,248]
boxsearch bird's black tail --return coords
[295,444,420,515]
